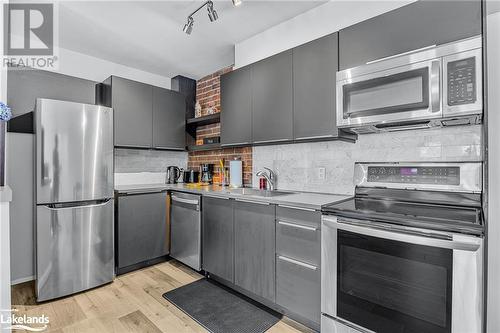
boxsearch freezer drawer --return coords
[36,199,114,302]
[170,192,201,271]
[36,99,113,204]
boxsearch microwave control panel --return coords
[447,57,476,106]
[367,166,460,185]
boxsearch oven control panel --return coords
[367,166,460,185]
[447,57,476,106]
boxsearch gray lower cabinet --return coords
[251,50,293,144]
[293,33,339,141]
[108,76,153,148]
[234,201,276,302]
[275,206,321,325]
[276,257,321,325]
[117,191,168,271]
[339,0,482,70]
[202,197,234,282]
[152,87,186,150]
[220,67,252,146]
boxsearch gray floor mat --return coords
[162,278,282,333]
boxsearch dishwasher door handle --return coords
[171,195,200,208]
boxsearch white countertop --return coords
[115,183,350,210]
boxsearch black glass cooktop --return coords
[322,188,483,235]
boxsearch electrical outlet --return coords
[318,167,326,180]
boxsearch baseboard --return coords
[11,276,34,286]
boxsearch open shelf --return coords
[187,143,222,152]
[186,113,220,128]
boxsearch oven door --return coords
[321,216,483,333]
[336,59,442,129]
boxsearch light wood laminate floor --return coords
[11,260,313,333]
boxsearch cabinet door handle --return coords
[235,199,270,205]
[253,138,289,144]
[116,144,151,149]
[154,146,185,151]
[278,220,318,232]
[295,134,334,140]
[221,142,250,147]
[366,44,437,64]
[278,204,317,212]
[123,189,164,195]
[205,195,230,200]
[278,255,317,271]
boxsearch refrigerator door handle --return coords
[45,199,112,210]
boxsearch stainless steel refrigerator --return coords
[35,98,114,302]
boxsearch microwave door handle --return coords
[430,60,441,113]
[327,217,481,252]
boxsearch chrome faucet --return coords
[256,167,276,191]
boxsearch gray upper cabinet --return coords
[152,87,186,150]
[202,197,234,283]
[234,201,276,302]
[102,76,186,150]
[251,50,293,144]
[339,0,482,70]
[220,67,252,146]
[293,33,339,141]
[110,76,153,148]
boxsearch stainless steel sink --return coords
[228,188,293,197]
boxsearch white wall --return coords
[235,0,416,68]
[50,47,171,88]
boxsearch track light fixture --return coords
[183,0,239,35]
[183,16,194,35]
[207,1,218,22]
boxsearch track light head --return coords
[207,1,218,22]
[232,0,242,6]
[183,17,194,35]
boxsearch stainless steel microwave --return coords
[336,36,483,134]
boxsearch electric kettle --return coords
[166,166,181,184]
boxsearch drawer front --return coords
[276,255,321,324]
[277,206,321,227]
[276,206,321,266]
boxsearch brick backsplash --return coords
[189,66,253,185]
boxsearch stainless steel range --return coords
[321,162,483,333]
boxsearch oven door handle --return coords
[323,217,481,252]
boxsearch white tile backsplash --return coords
[114,148,188,173]
[253,125,483,195]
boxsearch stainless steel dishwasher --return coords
[170,192,202,270]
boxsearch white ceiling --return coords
[58,1,326,79]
